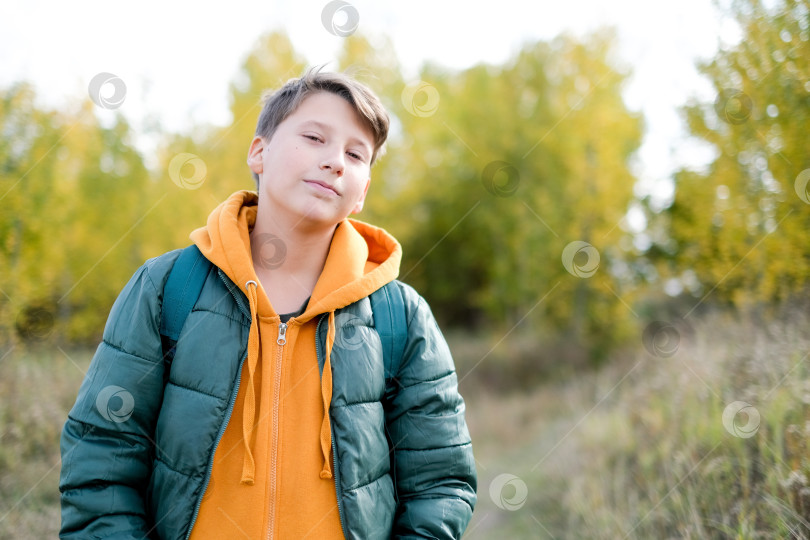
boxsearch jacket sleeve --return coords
[385,283,477,539]
[59,255,174,539]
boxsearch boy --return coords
[59,68,477,539]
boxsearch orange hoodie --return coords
[187,190,401,539]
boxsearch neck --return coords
[249,195,338,310]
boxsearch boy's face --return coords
[247,92,374,230]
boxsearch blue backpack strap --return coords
[370,281,407,381]
[160,244,212,359]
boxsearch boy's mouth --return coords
[304,179,340,196]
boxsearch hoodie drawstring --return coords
[242,282,335,483]
[319,311,336,479]
[241,281,335,483]
[241,280,260,485]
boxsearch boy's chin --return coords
[290,207,352,230]
[259,196,338,224]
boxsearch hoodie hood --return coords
[189,190,401,483]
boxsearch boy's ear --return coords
[247,136,265,175]
[351,177,371,214]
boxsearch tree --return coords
[392,31,643,360]
[653,0,810,309]
[0,83,155,344]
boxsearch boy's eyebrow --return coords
[300,120,372,153]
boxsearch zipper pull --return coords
[277,322,287,346]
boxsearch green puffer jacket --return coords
[59,249,477,539]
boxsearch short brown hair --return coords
[251,67,390,187]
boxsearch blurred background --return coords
[2,0,810,537]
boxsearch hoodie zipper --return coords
[266,322,287,540]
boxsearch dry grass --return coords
[456,307,810,539]
[0,345,92,540]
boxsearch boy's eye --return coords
[347,151,363,161]
[304,134,322,142]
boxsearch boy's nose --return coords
[319,151,344,176]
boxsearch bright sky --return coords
[0,0,740,211]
